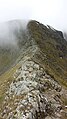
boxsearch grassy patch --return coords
[0,61,21,109]
[27,20,67,87]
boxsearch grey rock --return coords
[1,58,64,119]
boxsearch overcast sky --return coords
[0,0,67,31]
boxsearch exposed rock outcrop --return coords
[0,57,67,119]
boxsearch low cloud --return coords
[0,20,28,47]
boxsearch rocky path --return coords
[0,57,67,119]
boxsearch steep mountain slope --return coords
[27,20,67,86]
[0,20,67,119]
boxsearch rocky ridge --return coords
[0,56,67,119]
[0,20,67,119]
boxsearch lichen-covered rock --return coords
[0,58,66,119]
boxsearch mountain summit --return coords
[0,20,67,119]
[27,20,67,85]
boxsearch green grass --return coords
[27,20,67,87]
[0,61,21,110]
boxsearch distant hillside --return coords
[0,20,27,75]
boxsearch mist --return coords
[0,0,67,31]
[0,20,28,47]
[0,0,67,46]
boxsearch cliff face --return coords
[0,20,67,119]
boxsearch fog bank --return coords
[0,20,28,47]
